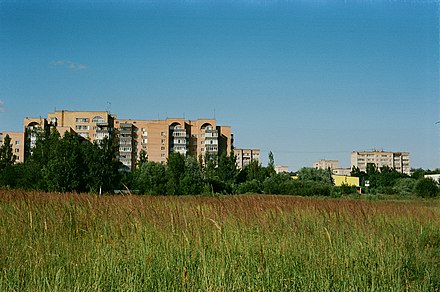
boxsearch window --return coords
[161,132,166,136]
[161,146,165,150]
[161,139,165,144]
[75,125,89,130]
[75,118,89,123]
[15,141,19,145]
[161,154,165,158]
[201,141,205,144]
[15,148,19,153]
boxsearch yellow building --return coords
[332,175,360,187]
[0,132,25,163]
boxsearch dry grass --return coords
[1,190,439,291]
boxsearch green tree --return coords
[137,149,148,168]
[166,152,186,195]
[133,161,167,195]
[43,132,86,192]
[181,156,204,195]
[413,178,439,198]
[0,134,16,169]
[83,137,121,194]
[267,151,276,177]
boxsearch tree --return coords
[180,156,204,195]
[267,151,275,176]
[0,134,16,170]
[43,132,86,192]
[137,149,148,168]
[133,161,167,195]
[413,178,439,198]
[166,152,186,195]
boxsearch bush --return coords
[393,178,417,196]
[413,178,439,198]
[236,179,262,194]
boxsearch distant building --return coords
[234,148,260,170]
[332,168,351,176]
[274,165,289,174]
[424,174,440,182]
[314,159,339,170]
[351,150,410,175]
[0,132,25,163]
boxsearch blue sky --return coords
[0,0,439,170]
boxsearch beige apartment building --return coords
[114,118,232,170]
[234,148,260,170]
[18,110,233,170]
[0,132,25,163]
[351,150,410,175]
[314,159,339,170]
[314,159,351,176]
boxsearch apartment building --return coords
[314,159,339,170]
[274,165,289,174]
[351,150,410,175]
[114,118,233,170]
[18,110,233,170]
[0,132,25,163]
[234,148,260,170]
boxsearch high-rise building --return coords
[18,110,233,171]
[351,150,410,175]
[0,132,25,163]
[114,118,232,170]
[234,148,260,170]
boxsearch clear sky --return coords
[0,0,439,170]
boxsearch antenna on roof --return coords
[105,101,111,113]
[214,108,216,119]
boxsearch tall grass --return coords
[1,190,439,291]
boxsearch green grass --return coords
[1,190,439,291]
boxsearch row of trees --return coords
[351,164,440,197]
[1,131,439,197]
[0,130,120,193]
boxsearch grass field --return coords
[1,190,439,291]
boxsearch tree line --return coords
[0,130,439,197]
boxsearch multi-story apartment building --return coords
[0,132,25,163]
[274,165,289,174]
[17,110,233,170]
[351,150,410,175]
[234,148,260,170]
[314,159,339,170]
[114,118,232,170]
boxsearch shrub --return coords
[393,178,417,196]
[413,178,439,198]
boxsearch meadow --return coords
[0,190,439,291]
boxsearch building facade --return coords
[314,159,339,170]
[0,132,25,163]
[351,150,410,175]
[114,118,233,170]
[234,148,260,170]
[15,110,233,170]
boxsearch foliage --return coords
[393,177,417,196]
[133,161,167,195]
[413,178,439,198]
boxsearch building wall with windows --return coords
[114,118,233,170]
[0,131,25,163]
[234,148,260,170]
[314,159,339,170]
[351,150,410,175]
